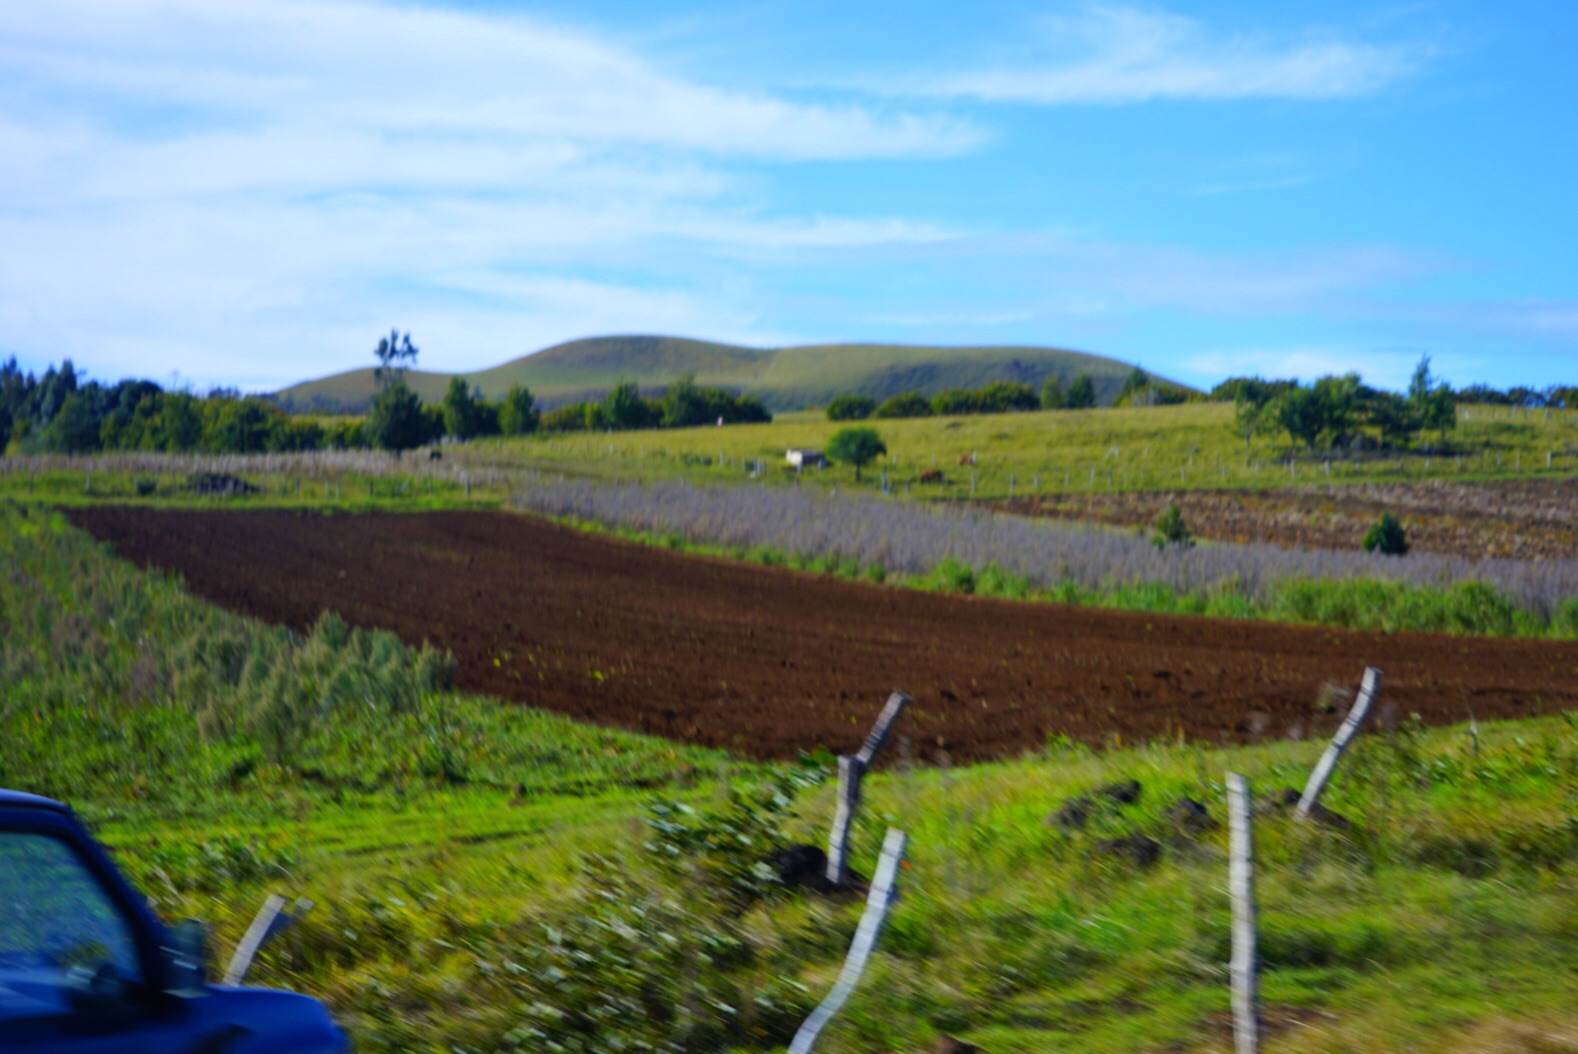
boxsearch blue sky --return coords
[1,0,1574,393]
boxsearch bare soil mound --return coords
[68,507,1578,763]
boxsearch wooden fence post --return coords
[790,828,908,1054]
[223,895,314,986]
[826,692,911,886]
[1296,667,1381,821]
[1226,773,1258,1054]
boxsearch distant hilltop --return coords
[272,335,1179,414]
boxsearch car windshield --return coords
[0,830,143,1022]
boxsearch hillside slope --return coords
[273,335,1157,413]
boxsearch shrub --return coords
[1151,503,1193,549]
[826,394,876,421]
[1363,511,1409,556]
[873,392,932,418]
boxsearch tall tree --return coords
[442,376,485,440]
[374,331,419,388]
[500,384,539,435]
[368,380,428,457]
[1065,374,1097,409]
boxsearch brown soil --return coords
[69,507,1578,763]
[990,477,1578,560]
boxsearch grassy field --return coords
[439,402,1578,501]
[5,500,1578,1052]
[7,401,1577,508]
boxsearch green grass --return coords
[388,401,1578,505]
[5,499,1578,1052]
[274,336,1142,413]
[536,512,1578,639]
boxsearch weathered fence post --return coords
[1296,667,1381,821]
[790,828,908,1054]
[826,692,911,886]
[223,895,314,986]
[1226,773,1258,1054]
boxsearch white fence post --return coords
[826,693,911,886]
[790,828,908,1054]
[223,895,313,986]
[1296,667,1381,821]
[1226,773,1259,1054]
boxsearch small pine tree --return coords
[1151,502,1193,549]
[1362,511,1409,556]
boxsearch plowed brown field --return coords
[69,507,1578,762]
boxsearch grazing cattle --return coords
[919,469,945,484]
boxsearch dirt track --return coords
[70,507,1578,762]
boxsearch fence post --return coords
[826,692,911,886]
[1226,773,1258,1054]
[1296,667,1381,821]
[223,895,314,986]
[790,828,908,1054]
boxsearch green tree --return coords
[1117,366,1150,403]
[368,379,428,457]
[442,376,486,440]
[873,391,932,418]
[974,381,1040,413]
[1065,374,1096,409]
[1040,375,1065,409]
[1408,354,1457,441]
[602,380,657,430]
[43,392,101,453]
[1363,511,1409,556]
[1363,388,1420,448]
[155,392,203,452]
[826,394,875,421]
[930,389,979,416]
[374,330,418,387]
[500,384,539,435]
[826,426,887,481]
[1151,502,1193,549]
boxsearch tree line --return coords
[1,333,773,457]
[1216,357,1459,452]
[0,358,339,455]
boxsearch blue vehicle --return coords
[1,789,346,1053]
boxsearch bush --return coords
[873,392,932,418]
[826,394,875,421]
[1363,511,1409,556]
[1151,503,1193,549]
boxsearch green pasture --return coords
[447,401,1578,500]
[5,402,1577,512]
[4,500,1578,1051]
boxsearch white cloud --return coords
[928,4,1425,104]
[0,0,980,388]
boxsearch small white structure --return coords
[786,448,826,469]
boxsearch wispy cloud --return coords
[925,4,1427,104]
[0,0,979,387]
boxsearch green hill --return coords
[272,335,1160,413]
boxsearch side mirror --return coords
[65,960,132,1017]
[162,918,209,995]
